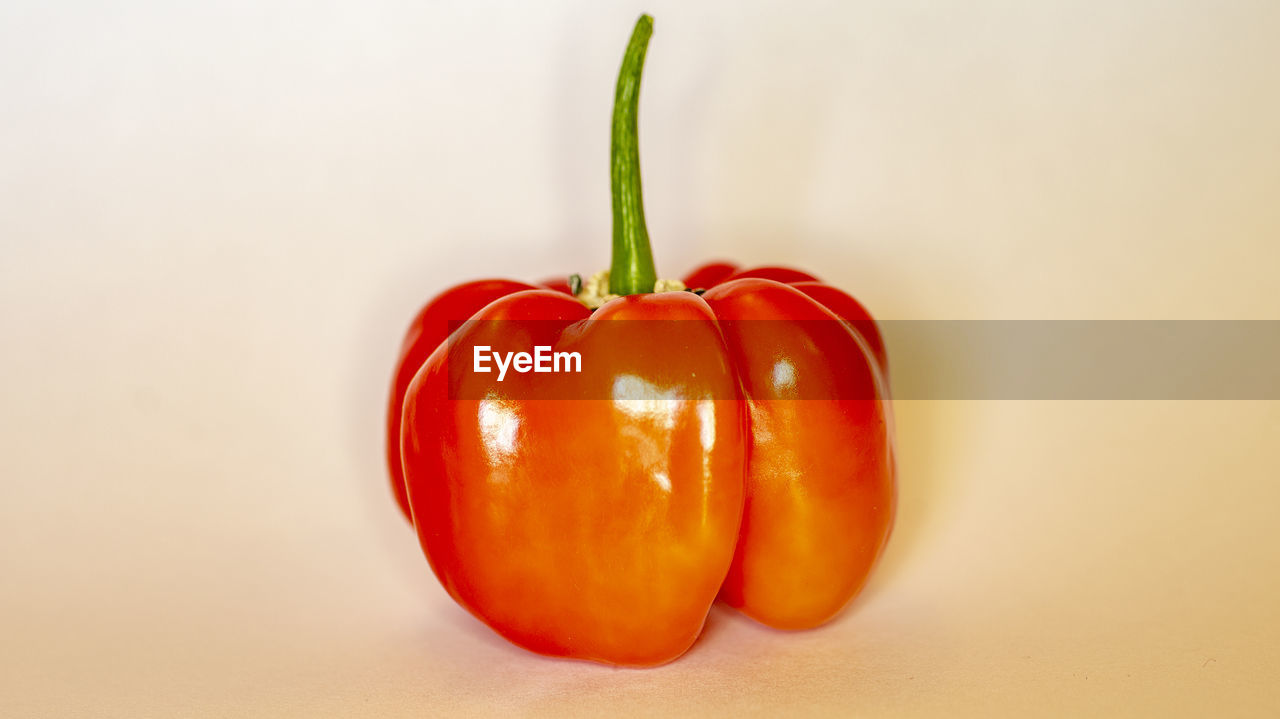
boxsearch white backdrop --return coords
[3,1,1278,716]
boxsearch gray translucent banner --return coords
[885,320,1280,399]
[440,320,1280,399]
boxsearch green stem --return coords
[609,14,657,296]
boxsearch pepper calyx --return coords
[574,269,687,309]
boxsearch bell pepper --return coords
[386,15,895,665]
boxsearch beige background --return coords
[3,1,1278,716]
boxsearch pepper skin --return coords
[402,290,747,664]
[386,15,895,664]
[694,271,895,630]
[386,280,539,520]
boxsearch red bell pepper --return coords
[386,15,895,665]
